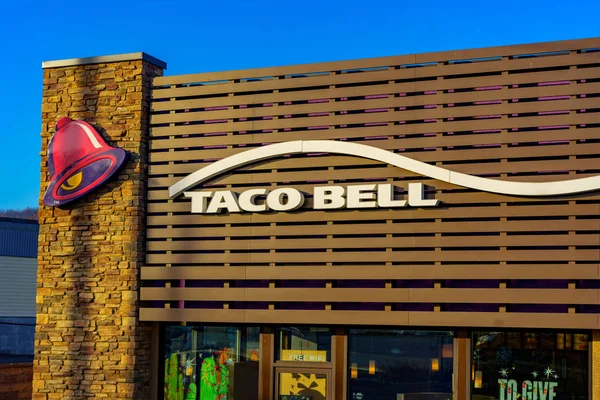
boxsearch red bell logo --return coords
[43,117,127,207]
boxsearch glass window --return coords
[164,325,260,400]
[278,371,329,400]
[472,331,589,400]
[348,329,454,400]
[277,327,333,362]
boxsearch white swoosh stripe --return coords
[73,121,102,149]
[168,140,600,198]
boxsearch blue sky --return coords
[0,0,598,210]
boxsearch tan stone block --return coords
[121,291,137,301]
[49,70,66,78]
[117,382,134,392]
[56,320,74,328]
[37,287,52,296]
[41,103,57,113]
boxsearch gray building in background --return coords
[0,217,38,363]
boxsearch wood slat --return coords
[147,203,600,226]
[141,264,600,281]
[146,249,600,265]
[147,234,598,252]
[140,287,599,304]
[145,219,600,239]
[138,308,600,329]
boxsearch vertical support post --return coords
[591,330,600,399]
[454,330,471,400]
[332,328,348,400]
[150,322,161,400]
[259,327,275,400]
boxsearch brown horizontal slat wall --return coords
[144,37,600,329]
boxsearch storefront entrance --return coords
[275,366,332,400]
[161,324,591,399]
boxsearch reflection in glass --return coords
[348,329,454,399]
[164,325,260,400]
[278,327,332,362]
[472,331,588,400]
[278,372,327,400]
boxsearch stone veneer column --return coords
[34,53,165,400]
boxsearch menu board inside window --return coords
[573,334,589,351]
[565,333,573,349]
[556,333,565,350]
[557,333,574,350]
[524,332,538,349]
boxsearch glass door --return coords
[275,367,332,400]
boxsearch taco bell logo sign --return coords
[43,117,127,207]
[168,140,600,214]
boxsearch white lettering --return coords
[185,183,440,214]
[266,188,304,211]
[184,191,213,213]
[377,184,407,208]
[313,186,346,209]
[347,184,377,208]
[238,188,268,212]
[206,191,241,213]
[408,182,439,207]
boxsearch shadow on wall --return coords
[39,62,152,399]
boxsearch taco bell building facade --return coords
[35,38,600,400]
